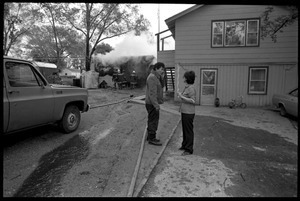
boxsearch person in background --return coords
[177,70,196,155]
[145,62,165,146]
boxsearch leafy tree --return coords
[25,25,85,70]
[39,3,65,68]
[60,3,150,71]
[26,26,57,63]
[260,5,298,42]
[95,42,114,55]
[3,3,41,56]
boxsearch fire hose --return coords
[89,94,181,196]
[127,118,181,197]
[89,95,134,109]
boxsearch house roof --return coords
[33,61,57,69]
[165,4,204,37]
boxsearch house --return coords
[156,5,298,106]
[59,68,81,78]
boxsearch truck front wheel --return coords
[279,105,287,117]
[60,105,81,133]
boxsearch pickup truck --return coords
[3,56,89,134]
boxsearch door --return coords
[3,79,9,133]
[5,61,55,133]
[200,69,217,105]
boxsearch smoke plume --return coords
[95,31,157,66]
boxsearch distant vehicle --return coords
[3,56,89,134]
[272,88,298,117]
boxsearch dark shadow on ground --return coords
[13,135,89,197]
[193,115,297,197]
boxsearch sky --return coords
[100,4,195,63]
[107,4,195,45]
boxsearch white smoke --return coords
[95,31,157,66]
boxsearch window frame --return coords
[211,18,260,48]
[212,21,224,47]
[246,19,260,46]
[6,61,45,88]
[248,66,268,95]
[224,20,246,47]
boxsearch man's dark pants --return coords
[146,104,159,140]
[181,113,195,154]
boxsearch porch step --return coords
[165,67,175,92]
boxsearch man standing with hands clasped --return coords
[145,62,165,146]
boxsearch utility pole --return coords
[158,4,160,33]
[157,4,160,52]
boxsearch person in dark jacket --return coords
[145,62,165,146]
[177,70,196,155]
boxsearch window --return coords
[212,19,259,47]
[247,20,259,46]
[6,62,43,87]
[248,67,268,94]
[212,22,224,47]
[225,20,245,46]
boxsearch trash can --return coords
[73,78,81,87]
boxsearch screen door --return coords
[200,69,217,105]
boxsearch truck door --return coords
[3,79,9,133]
[4,61,55,133]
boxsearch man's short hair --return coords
[153,62,165,71]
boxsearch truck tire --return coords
[279,105,287,117]
[60,105,81,133]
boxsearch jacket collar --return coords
[152,70,161,79]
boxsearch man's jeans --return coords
[146,104,159,140]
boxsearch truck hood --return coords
[50,84,79,89]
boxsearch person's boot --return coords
[148,139,162,146]
[147,138,160,142]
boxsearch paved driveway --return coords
[139,105,298,197]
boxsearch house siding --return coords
[157,50,175,67]
[176,63,297,106]
[174,5,298,64]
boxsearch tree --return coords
[60,3,150,71]
[3,3,41,56]
[25,26,58,63]
[260,5,298,42]
[25,25,85,70]
[95,42,114,55]
[39,3,65,68]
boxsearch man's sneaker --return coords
[148,139,162,146]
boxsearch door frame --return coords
[200,68,218,105]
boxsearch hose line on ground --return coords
[90,95,134,109]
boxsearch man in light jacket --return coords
[145,62,165,146]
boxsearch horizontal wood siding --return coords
[174,5,298,64]
[157,50,175,67]
[174,63,297,107]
